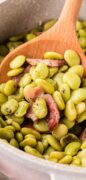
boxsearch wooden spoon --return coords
[0,0,85,83]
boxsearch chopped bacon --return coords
[26,58,64,67]
[44,94,60,131]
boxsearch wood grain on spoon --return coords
[0,0,85,83]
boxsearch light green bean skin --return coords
[77,110,86,123]
[32,98,48,119]
[21,127,41,140]
[16,132,23,142]
[50,151,64,160]
[68,65,84,77]
[81,140,86,150]
[65,100,77,121]
[0,93,7,105]
[35,79,54,94]
[33,119,49,132]
[4,80,16,96]
[76,21,83,31]
[15,101,30,117]
[25,33,36,41]
[12,121,21,131]
[59,83,71,102]
[53,91,65,110]
[1,99,19,115]
[44,51,64,60]
[36,141,44,154]
[0,128,14,140]
[59,155,72,164]
[5,115,24,125]
[46,135,62,151]
[24,145,42,158]
[78,149,86,167]
[0,83,5,93]
[49,67,58,78]
[42,136,48,150]
[0,117,7,127]
[63,72,81,90]
[10,138,19,148]
[43,19,57,31]
[79,37,86,48]
[30,63,49,80]
[65,142,81,156]
[5,125,15,132]
[60,133,79,148]
[71,156,81,166]
[70,88,86,104]
[19,73,31,87]
[53,72,64,88]
[59,65,68,72]
[7,68,24,77]
[63,118,75,129]
[79,29,86,37]
[52,124,68,140]
[64,50,80,67]
[44,146,55,158]
[76,102,86,114]
[82,21,86,27]
[25,134,36,139]
[20,137,37,147]
[10,55,26,69]
[46,79,57,89]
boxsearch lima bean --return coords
[64,50,80,66]
[65,100,77,121]
[65,142,81,156]
[1,99,18,115]
[35,79,54,94]
[32,98,48,119]
[10,55,26,69]
[63,72,81,90]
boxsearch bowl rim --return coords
[0,141,86,175]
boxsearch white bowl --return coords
[0,0,86,179]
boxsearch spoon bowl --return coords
[0,0,86,83]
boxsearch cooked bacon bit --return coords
[26,58,64,67]
[24,86,44,101]
[26,106,37,121]
[44,94,60,131]
[80,128,86,140]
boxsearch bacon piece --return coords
[26,58,64,67]
[24,86,44,101]
[80,128,86,140]
[44,94,60,131]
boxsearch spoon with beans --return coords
[0,0,86,83]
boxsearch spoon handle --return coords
[59,0,83,24]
